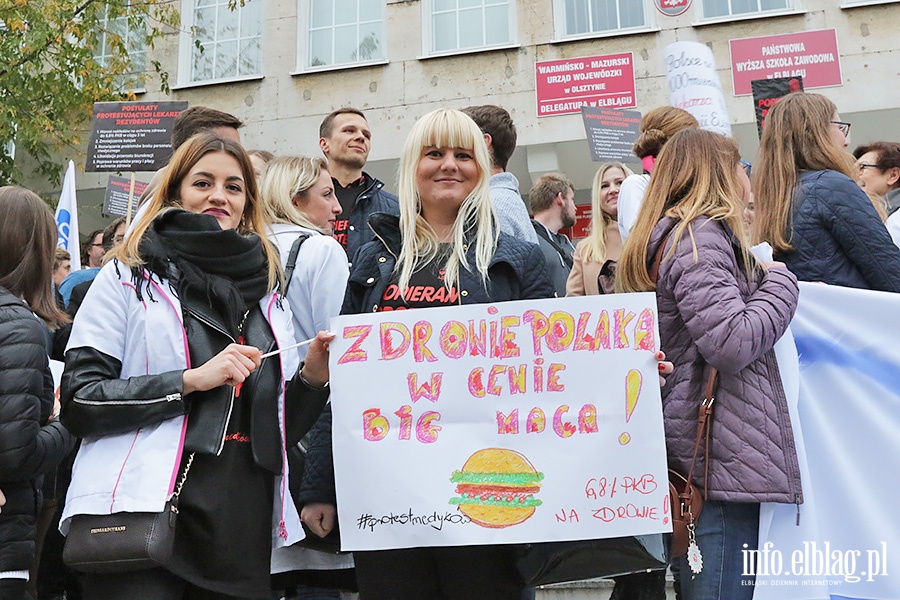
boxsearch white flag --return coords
[55,160,81,271]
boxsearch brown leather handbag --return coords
[649,232,717,560]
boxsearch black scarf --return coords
[137,209,269,336]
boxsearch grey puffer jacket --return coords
[778,170,900,292]
[649,217,802,504]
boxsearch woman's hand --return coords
[300,330,336,387]
[657,350,674,387]
[301,502,336,538]
[761,261,788,271]
[183,343,262,395]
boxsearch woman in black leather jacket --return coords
[59,133,332,599]
[299,109,554,600]
[0,187,75,600]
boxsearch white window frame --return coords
[552,0,656,42]
[841,0,899,7]
[94,3,149,93]
[696,0,801,24]
[176,0,264,88]
[421,0,518,59]
[295,0,387,74]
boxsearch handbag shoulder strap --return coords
[648,229,717,496]
[282,233,311,297]
[532,221,575,270]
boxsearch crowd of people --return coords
[1,90,898,600]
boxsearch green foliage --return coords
[0,0,179,186]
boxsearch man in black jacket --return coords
[319,107,398,263]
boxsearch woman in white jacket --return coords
[260,156,354,597]
[60,133,333,599]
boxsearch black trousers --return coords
[0,578,27,600]
[81,568,258,600]
[353,545,522,600]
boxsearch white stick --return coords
[260,337,314,359]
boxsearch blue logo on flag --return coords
[57,209,71,248]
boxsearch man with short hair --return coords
[461,105,538,244]
[319,107,398,261]
[529,173,577,296]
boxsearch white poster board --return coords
[329,294,670,551]
[663,41,733,136]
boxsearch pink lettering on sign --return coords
[729,29,842,96]
[535,53,637,117]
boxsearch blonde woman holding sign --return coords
[299,108,555,600]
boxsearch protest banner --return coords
[754,282,900,598]
[102,175,149,218]
[663,41,732,136]
[535,53,636,117]
[581,107,642,163]
[730,29,841,96]
[751,76,804,138]
[85,101,188,173]
[329,294,670,551]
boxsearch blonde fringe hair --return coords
[617,129,754,293]
[581,162,634,264]
[395,108,497,293]
[114,132,282,291]
[753,92,857,252]
[260,156,330,234]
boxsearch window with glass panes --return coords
[95,4,147,89]
[701,0,789,19]
[561,0,646,36]
[189,0,261,82]
[308,0,384,68]
[430,0,512,54]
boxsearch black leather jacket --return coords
[345,174,399,264]
[61,270,329,475]
[0,287,75,572]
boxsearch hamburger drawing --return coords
[449,448,544,528]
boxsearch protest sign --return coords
[754,283,900,598]
[730,29,841,96]
[663,41,732,136]
[329,294,670,551]
[102,175,149,217]
[536,53,636,117]
[85,101,188,172]
[581,107,642,163]
[751,76,804,138]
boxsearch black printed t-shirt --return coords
[379,252,459,311]
[332,175,367,253]
[168,307,276,598]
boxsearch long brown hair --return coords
[753,93,857,252]
[0,186,69,328]
[632,106,699,160]
[115,132,282,291]
[617,129,753,293]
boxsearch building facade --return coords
[58,0,900,233]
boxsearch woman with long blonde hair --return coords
[618,129,801,600]
[753,92,900,291]
[60,132,333,598]
[566,161,633,296]
[299,108,554,599]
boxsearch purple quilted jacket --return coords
[649,216,802,504]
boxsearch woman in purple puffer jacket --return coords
[617,129,802,600]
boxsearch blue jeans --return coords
[674,500,759,600]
